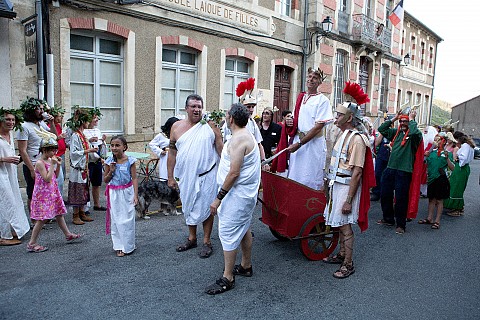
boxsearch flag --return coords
[389,0,404,27]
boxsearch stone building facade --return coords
[2,0,442,150]
[397,11,442,126]
[451,95,480,139]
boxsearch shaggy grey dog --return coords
[136,180,180,219]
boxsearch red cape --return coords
[271,122,288,173]
[272,92,305,172]
[358,148,376,232]
[407,139,424,219]
[285,92,305,138]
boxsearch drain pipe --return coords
[36,0,45,100]
[301,0,309,91]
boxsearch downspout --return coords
[428,41,440,125]
[35,0,45,100]
[301,0,309,91]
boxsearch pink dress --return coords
[30,161,67,220]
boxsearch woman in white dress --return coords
[0,108,30,245]
[148,117,179,180]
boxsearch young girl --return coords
[418,134,454,229]
[104,136,138,257]
[28,128,82,252]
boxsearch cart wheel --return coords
[269,227,289,242]
[299,214,339,261]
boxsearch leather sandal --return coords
[205,277,235,295]
[199,243,213,258]
[176,238,197,252]
[323,254,345,264]
[333,262,355,279]
[233,264,253,277]
[418,219,433,224]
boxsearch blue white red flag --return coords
[389,0,404,27]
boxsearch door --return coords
[273,66,292,123]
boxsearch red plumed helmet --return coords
[343,81,370,105]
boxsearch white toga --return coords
[175,123,219,225]
[288,93,333,190]
[217,135,261,251]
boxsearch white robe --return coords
[175,123,218,225]
[0,131,30,239]
[108,185,136,254]
[288,93,333,190]
[149,132,169,180]
[217,137,261,251]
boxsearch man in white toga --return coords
[167,94,223,258]
[205,103,261,295]
[286,67,333,190]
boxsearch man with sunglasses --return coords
[377,109,422,234]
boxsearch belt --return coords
[199,163,216,177]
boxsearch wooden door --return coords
[273,66,292,123]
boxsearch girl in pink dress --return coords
[27,129,82,253]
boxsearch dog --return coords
[136,180,180,219]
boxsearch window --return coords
[280,0,291,17]
[406,91,412,105]
[364,0,373,18]
[161,48,197,120]
[224,58,251,110]
[334,50,349,106]
[70,33,123,133]
[420,42,425,70]
[339,0,348,12]
[379,65,389,111]
[385,0,394,28]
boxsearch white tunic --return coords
[149,132,169,180]
[217,136,261,251]
[175,123,219,225]
[0,131,30,239]
[288,93,333,190]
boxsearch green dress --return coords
[443,162,470,210]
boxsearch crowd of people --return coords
[0,70,477,293]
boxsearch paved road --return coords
[2,161,479,320]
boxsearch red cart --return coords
[259,171,339,261]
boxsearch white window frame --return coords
[379,64,390,111]
[280,0,292,17]
[70,32,124,133]
[224,57,251,109]
[334,50,349,107]
[161,47,198,119]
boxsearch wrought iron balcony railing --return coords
[352,14,391,52]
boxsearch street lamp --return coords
[403,53,411,65]
[303,16,333,56]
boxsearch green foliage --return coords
[430,104,451,126]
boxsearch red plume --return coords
[245,78,255,91]
[236,81,246,97]
[343,81,370,105]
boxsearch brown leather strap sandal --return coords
[176,238,197,252]
[205,277,235,295]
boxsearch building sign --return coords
[24,20,36,66]
[160,0,272,35]
[255,89,271,116]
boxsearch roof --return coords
[0,0,16,19]
[404,11,443,42]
